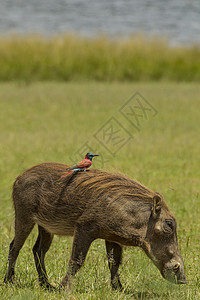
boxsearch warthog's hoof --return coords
[4,273,15,285]
[59,278,72,291]
[40,281,56,291]
[111,280,123,291]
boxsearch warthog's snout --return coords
[161,259,187,284]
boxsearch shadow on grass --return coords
[122,287,161,299]
[2,280,175,299]
[1,280,60,292]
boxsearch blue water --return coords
[0,0,200,45]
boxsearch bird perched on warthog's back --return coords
[61,152,99,178]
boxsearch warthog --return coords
[4,163,187,290]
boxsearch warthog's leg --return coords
[32,225,54,289]
[60,224,95,289]
[105,241,123,290]
[4,219,34,284]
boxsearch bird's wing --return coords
[77,159,92,168]
[66,159,91,171]
[65,163,80,171]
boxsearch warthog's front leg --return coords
[105,241,123,290]
[60,223,96,289]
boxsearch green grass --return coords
[0,34,200,81]
[0,82,199,299]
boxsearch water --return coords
[0,0,200,45]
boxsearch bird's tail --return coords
[60,170,74,178]
[60,168,84,179]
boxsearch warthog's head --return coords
[143,194,187,284]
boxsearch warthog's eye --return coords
[164,219,174,233]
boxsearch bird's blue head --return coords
[85,152,99,161]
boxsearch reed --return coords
[0,34,200,81]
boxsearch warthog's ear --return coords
[152,194,162,219]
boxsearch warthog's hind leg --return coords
[32,225,54,290]
[4,219,34,284]
[4,239,15,283]
[105,241,123,291]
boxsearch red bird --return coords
[61,152,99,178]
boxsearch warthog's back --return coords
[13,162,156,236]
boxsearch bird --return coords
[60,152,99,178]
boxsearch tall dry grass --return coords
[0,34,200,81]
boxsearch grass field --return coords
[0,82,199,299]
[0,35,200,82]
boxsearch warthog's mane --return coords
[58,167,157,204]
[16,163,160,207]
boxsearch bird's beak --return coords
[93,154,99,156]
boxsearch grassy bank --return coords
[0,35,200,82]
[0,82,200,299]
